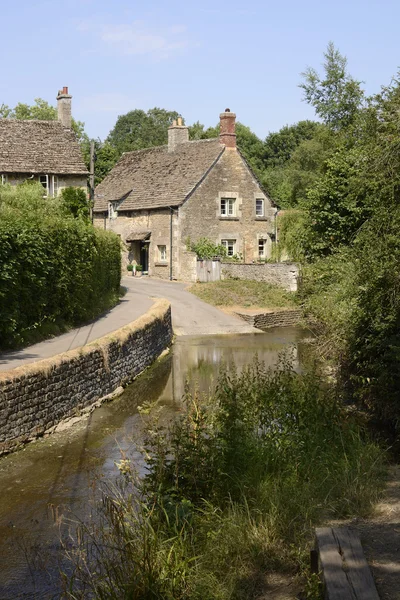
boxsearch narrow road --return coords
[128,277,257,336]
[0,277,257,372]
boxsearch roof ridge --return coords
[120,137,221,157]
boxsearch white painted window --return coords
[158,245,167,261]
[220,197,236,217]
[1,174,8,185]
[108,202,118,219]
[221,239,236,257]
[258,238,267,258]
[51,175,59,197]
[256,198,264,216]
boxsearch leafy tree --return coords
[81,139,119,186]
[263,120,321,168]
[60,187,90,221]
[106,107,181,156]
[300,42,364,131]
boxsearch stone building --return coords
[93,110,277,280]
[0,87,88,195]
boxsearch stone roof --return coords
[0,119,88,175]
[93,139,224,212]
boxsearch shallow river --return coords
[0,328,308,599]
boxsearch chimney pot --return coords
[177,116,183,126]
[219,109,236,149]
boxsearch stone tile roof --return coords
[0,119,88,175]
[93,139,224,212]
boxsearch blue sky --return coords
[1,0,399,141]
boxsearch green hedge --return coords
[0,183,121,349]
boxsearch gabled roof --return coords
[93,139,224,212]
[0,119,88,175]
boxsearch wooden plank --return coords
[315,527,356,600]
[333,528,380,600]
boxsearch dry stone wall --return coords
[222,263,299,291]
[235,309,302,329]
[0,300,172,455]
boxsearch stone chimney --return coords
[168,117,189,152]
[56,86,72,129]
[219,108,236,148]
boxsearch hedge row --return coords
[0,185,121,349]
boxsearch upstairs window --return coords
[221,239,236,257]
[256,198,264,216]
[158,245,167,262]
[220,197,236,217]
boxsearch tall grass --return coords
[61,356,385,599]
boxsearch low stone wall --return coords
[222,262,300,291]
[0,299,172,455]
[235,309,303,329]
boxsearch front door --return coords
[140,242,149,273]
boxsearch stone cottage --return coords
[93,109,277,280]
[0,87,88,195]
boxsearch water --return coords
[0,328,309,599]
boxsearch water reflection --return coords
[0,327,308,599]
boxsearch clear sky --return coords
[1,0,399,141]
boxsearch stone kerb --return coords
[0,299,173,455]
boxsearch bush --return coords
[0,182,121,348]
[62,357,384,599]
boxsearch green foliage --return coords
[189,237,227,259]
[300,42,365,131]
[263,120,321,168]
[276,210,308,262]
[344,205,400,427]
[0,183,121,349]
[62,358,384,599]
[60,187,90,221]
[106,107,181,156]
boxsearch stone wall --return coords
[0,300,172,455]
[235,309,302,329]
[222,262,299,292]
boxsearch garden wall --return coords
[222,263,300,291]
[0,299,172,455]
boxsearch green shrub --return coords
[62,358,384,599]
[0,182,121,348]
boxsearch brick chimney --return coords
[56,86,72,129]
[168,117,189,152]
[219,108,236,148]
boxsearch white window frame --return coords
[1,174,8,185]
[221,239,236,257]
[158,245,167,262]
[258,238,267,258]
[51,175,59,197]
[256,198,264,217]
[220,197,236,217]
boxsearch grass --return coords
[188,280,297,309]
[61,356,385,599]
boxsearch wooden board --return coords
[315,527,380,600]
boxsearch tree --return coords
[60,187,90,221]
[263,120,321,168]
[106,108,181,156]
[300,42,364,131]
